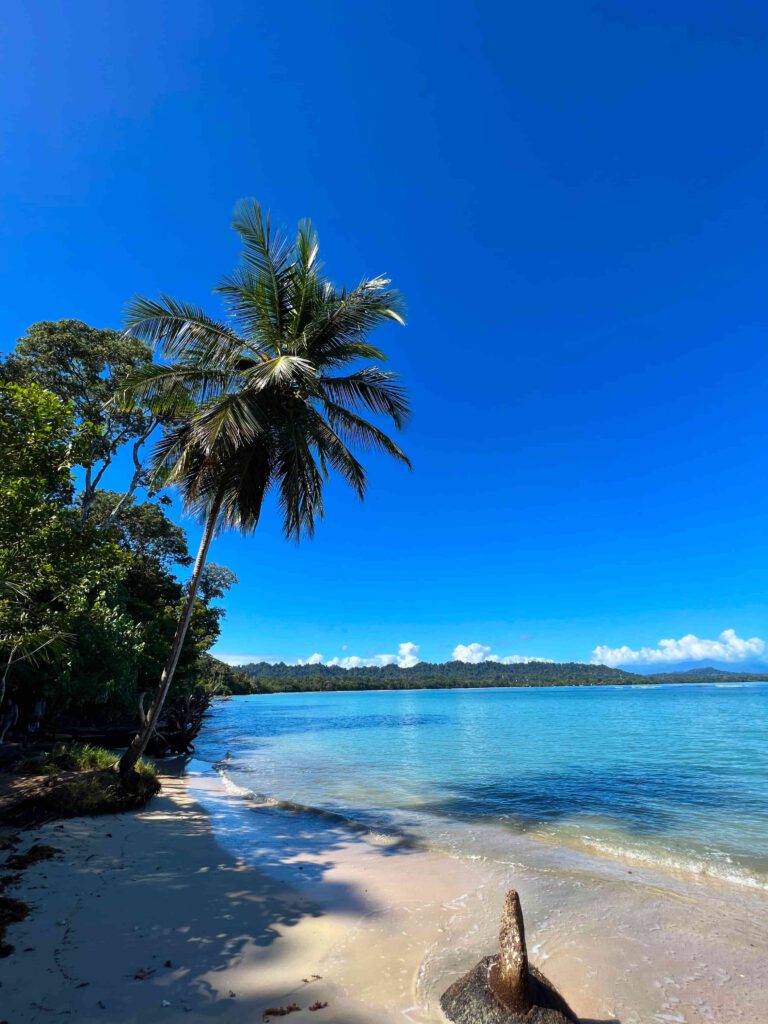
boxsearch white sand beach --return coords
[2,769,767,1024]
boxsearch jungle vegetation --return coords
[0,323,236,736]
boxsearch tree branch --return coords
[104,418,159,526]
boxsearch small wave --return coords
[713,683,759,688]
[566,833,768,891]
[214,764,768,892]
[215,767,418,849]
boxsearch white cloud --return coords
[452,642,492,664]
[325,641,421,670]
[271,642,423,670]
[217,642,420,669]
[591,629,766,668]
[452,642,553,665]
[395,641,421,668]
[296,652,324,666]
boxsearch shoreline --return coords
[213,756,768,895]
[215,679,768,697]
[2,766,768,1023]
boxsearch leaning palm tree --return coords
[117,201,410,775]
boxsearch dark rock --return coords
[488,890,531,1013]
[440,890,578,1024]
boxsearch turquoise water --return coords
[195,682,768,888]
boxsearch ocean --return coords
[194,681,768,890]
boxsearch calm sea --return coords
[195,682,768,888]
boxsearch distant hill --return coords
[642,665,768,684]
[203,658,768,696]
[627,660,768,676]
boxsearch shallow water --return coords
[195,682,768,889]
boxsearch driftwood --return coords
[0,701,19,744]
[50,691,214,756]
[146,691,211,755]
[440,890,578,1024]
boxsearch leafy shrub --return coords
[18,742,119,775]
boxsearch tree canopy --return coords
[2,319,159,519]
[0,344,236,730]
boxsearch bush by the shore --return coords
[3,743,159,825]
[17,742,122,775]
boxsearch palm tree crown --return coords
[121,199,410,538]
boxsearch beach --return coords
[3,765,768,1024]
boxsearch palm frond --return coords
[304,409,367,499]
[124,295,250,365]
[217,442,274,534]
[0,627,75,667]
[110,363,236,419]
[274,410,326,540]
[215,267,278,350]
[321,401,412,467]
[187,391,268,454]
[241,355,316,391]
[299,277,406,365]
[286,218,322,339]
[318,367,410,429]
[230,199,293,340]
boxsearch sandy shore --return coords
[2,767,767,1024]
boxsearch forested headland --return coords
[209,658,768,694]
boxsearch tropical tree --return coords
[2,319,158,520]
[0,382,130,716]
[116,200,410,774]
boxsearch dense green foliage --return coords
[211,659,636,693]
[6,746,159,825]
[0,381,130,711]
[0,323,237,732]
[2,320,159,518]
[206,659,768,695]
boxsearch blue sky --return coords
[2,1,767,668]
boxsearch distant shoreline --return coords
[217,678,768,698]
[207,655,768,695]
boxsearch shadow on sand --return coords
[3,772,626,1023]
[2,779,424,1022]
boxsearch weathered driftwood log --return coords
[54,690,214,756]
[147,691,211,755]
[440,890,578,1024]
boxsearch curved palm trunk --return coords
[0,646,16,712]
[118,491,223,776]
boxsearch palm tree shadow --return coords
[14,783,424,1021]
[18,779,625,1023]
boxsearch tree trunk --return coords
[104,419,158,527]
[0,646,16,712]
[118,491,223,776]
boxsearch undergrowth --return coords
[18,742,122,775]
[5,744,160,825]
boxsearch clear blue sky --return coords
[2,1,767,668]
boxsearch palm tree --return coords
[117,201,410,775]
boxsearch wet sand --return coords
[2,769,767,1023]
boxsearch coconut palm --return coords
[117,201,410,775]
